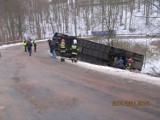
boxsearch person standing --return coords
[112,56,118,67]
[32,39,37,52]
[71,39,78,62]
[59,39,66,62]
[22,39,27,52]
[47,38,52,53]
[26,39,32,56]
[50,40,57,59]
[117,57,125,69]
[126,57,134,70]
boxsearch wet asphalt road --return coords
[0,42,160,120]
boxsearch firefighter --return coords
[59,39,66,62]
[112,56,118,67]
[32,39,37,52]
[22,39,27,52]
[71,39,78,62]
[126,57,134,70]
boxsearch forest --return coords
[0,0,159,43]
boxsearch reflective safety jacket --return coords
[126,62,133,69]
[23,40,27,46]
[32,40,36,45]
[59,43,66,53]
[71,44,78,55]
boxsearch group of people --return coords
[22,37,134,70]
[22,38,37,56]
[22,36,135,70]
[113,56,134,70]
[48,38,78,62]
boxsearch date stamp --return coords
[112,100,150,106]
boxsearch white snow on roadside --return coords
[142,55,160,75]
[71,61,160,86]
[0,43,22,49]
[0,39,47,49]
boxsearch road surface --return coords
[0,42,160,120]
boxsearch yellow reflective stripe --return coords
[72,52,77,55]
[23,40,27,46]
[72,45,77,49]
[60,44,65,48]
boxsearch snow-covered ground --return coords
[75,61,160,86]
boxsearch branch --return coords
[151,2,160,11]
[134,15,160,18]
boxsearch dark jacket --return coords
[48,39,51,46]
[27,40,32,50]
[117,58,125,69]
[50,40,56,52]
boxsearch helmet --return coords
[128,58,133,62]
[73,39,77,44]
